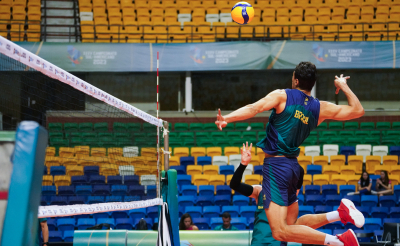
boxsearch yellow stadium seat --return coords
[60,156,78,166]
[226,174,233,185]
[95,19,111,42]
[240,25,254,38]
[362,0,376,7]
[108,147,123,156]
[44,156,60,174]
[91,147,107,157]
[81,21,95,42]
[66,165,84,176]
[346,175,360,190]
[330,155,346,166]
[193,174,210,186]
[141,147,157,157]
[54,175,71,188]
[314,156,329,166]
[383,156,398,166]
[245,174,261,185]
[391,166,400,176]
[299,146,305,156]
[187,165,203,176]
[331,174,347,186]
[207,147,222,157]
[226,22,240,38]
[213,22,226,39]
[46,147,56,156]
[198,23,215,42]
[366,156,381,173]
[169,156,180,166]
[210,175,225,187]
[203,165,219,175]
[190,147,206,163]
[303,174,312,190]
[224,147,240,158]
[323,165,340,179]
[145,156,157,166]
[100,164,119,177]
[42,175,53,186]
[75,146,90,155]
[390,175,400,187]
[174,147,189,157]
[250,155,260,166]
[377,0,392,7]
[13,0,26,7]
[340,165,357,175]
[129,156,146,166]
[192,8,205,22]
[313,174,330,185]
[348,156,363,174]
[59,147,74,157]
[114,156,130,166]
[298,156,312,168]
[374,165,390,175]
[120,0,134,8]
[77,155,95,166]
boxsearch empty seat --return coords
[305,146,321,161]
[198,156,212,165]
[356,145,372,162]
[203,206,220,218]
[185,206,202,218]
[305,185,321,195]
[213,156,228,166]
[313,174,330,186]
[232,195,249,206]
[221,205,240,217]
[231,217,247,230]
[372,146,389,163]
[307,165,322,175]
[77,218,96,230]
[361,195,378,207]
[364,218,382,231]
[219,165,234,175]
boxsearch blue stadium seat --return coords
[344,223,359,230]
[58,186,75,196]
[315,206,333,214]
[203,206,220,218]
[170,166,186,175]
[42,186,57,196]
[147,185,157,197]
[394,185,400,200]
[374,230,384,241]
[248,217,255,229]
[240,206,256,219]
[46,219,57,231]
[307,165,322,175]
[364,218,382,230]
[232,195,249,206]
[340,185,356,197]
[317,229,333,234]
[322,185,338,196]
[383,218,400,224]
[107,175,122,185]
[77,218,96,230]
[87,196,105,204]
[50,166,66,176]
[75,185,92,196]
[41,195,51,206]
[305,185,321,195]
[74,214,90,221]
[333,229,347,235]
[254,166,263,175]
[340,146,356,160]
[210,217,222,229]
[57,218,75,232]
[231,217,247,230]
[97,218,115,229]
[49,231,63,242]
[89,175,106,184]
[298,194,304,205]
[115,218,133,230]
[63,230,74,242]
[325,221,343,230]
[361,195,378,207]
[111,185,127,196]
[92,184,111,196]
[50,196,68,205]
[325,195,341,206]
[358,207,370,219]
[344,195,361,206]
[71,176,88,186]
[215,195,231,207]
[185,206,203,219]
[220,165,234,175]
[353,230,373,242]
[129,208,147,220]
[68,196,85,205]
[177,175,192,187]
[180,157,195,167]
[178,196,196,207]
[193,218,209,230]
[390,207,400,218]
[216,185,231,196]
[124,196,141,202]
[222,206,240,217]
[92,212,110,220]
[389,146,400,159]
[43,166,47,175]
[182,185,197,196]
[306,195,325,206]
[128,185,145,196]
[147,206,159,220]
[84,166,99,177]
[199,185,215,196]
[298,206,314,217]
[371,207,389,219]
[380,195,396,207]
[133,218,153,230]
[124,175,140,185]
[198,156,212,165]
[197,195,214,206]
[106,196,122,203]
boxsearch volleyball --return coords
[231,2,254,25]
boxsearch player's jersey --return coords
[251,189,280,246]
[257,89,320,157]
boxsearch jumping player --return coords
[216,62,365,246]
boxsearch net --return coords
[0,36,166,222]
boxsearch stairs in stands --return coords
[42,0,79,42]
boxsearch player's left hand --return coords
[334,74,350,94]
[241,142,252,165]
[215,109,227,130]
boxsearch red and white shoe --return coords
[337,198,365,228]
[337,229,360,246]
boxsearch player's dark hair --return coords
[222,212,231,219]
[294,61,317,92]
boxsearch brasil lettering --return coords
[294,110,309,124]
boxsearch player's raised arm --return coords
[318,74,364,124]
[215,89,286,130]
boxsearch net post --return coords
[163,120,169,171]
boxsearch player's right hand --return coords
[334,74,350,94]
[215,109,227,130]
[241,142,252,166]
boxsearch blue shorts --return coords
[262,157,303,209]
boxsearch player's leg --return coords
[287,201,330,229]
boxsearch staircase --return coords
[42,0,79,42]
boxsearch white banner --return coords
[0,36,163,127]
[37,198,162,218]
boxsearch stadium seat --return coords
[57,218,76,232]
[244,174,261,185]
[199,185,215,196]
[307,165,322,175]
[177,175,192,187]
[322,184,338,195]
[348,156,363,174]
[305,185,321,195]
[96,218,115,229]
[298,156,312,169]
[231,217,247,230]
[63,230,74,242]
[313,174,330,186]
[364,218,382,231]
[360,122,375,129]
[187,165,203,176]
[340,146,356,158]
[222,206,240,217]
[170,166,186,175]
[384,156,399,167]
[366,156,382,173]
[229,154,242,166]
[325,195,341,206]
[323,145,339,162]
[50,166,66,176]
[216,185,231,196]
[303,174,312,186]
[178,196,196,207]
[390,207,400,218]
[115,218,133,230]
[107,175,123,185]
[197,156,212,166]
[92,185,111,196]
[343,195,360,206]
[146,207,158,220]
[185,206,203,219]
[192,218,209,230]
[298,206,314,217]
[306,195,325,206]
[207,147,222,157]
[213,156,229,166]
[240,206,256,219]
[326,221,344,231]
[89,175,106,184]
[233,195,249,206]
[203,206,220,218]
[77,218,96,230]
[128,208,146,220]
[254,166,262,175]
[219,165,234,175]
[361,195,378,207]
[127,185,145,196]
[84,166,99,177]
[390,146,400,159]
[380,195,396,207]
[49,231,63,242]
[315,206,333,214]
[215,195,231,207]
[203,165,219,175]
[180,157,195,167]
[371,207,389,219]
[340,165,357,176]
[58,186,75,196]
[42,186,57,196]
[210,217,223,230]
[305,146,321,161]
[356,145,372,163]
[197,195,215,206]
[124,175,140,185]
[50,196,69,206]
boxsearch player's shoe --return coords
[337,198,365,228]
[336,229,360,246]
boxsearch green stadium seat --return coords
[174,123,189,131]
[79,123,93,131]
[180,132,195,139]
[321,131,337,137]
[85,137,99,147]
[216,139,231,150]
[232,138,246,146]
[360,122,375,129]
[364,137,380,145]
[317,122,328,129]
[250,122,264,130]
[376,122,391,130]
[82,132,97,138]
[195,132,209,138]
[385,130,400,138]
[344,122,359,129]
[190,123,204,131]
[169,132,179,138]
[243,131,257,138]
[309,131,317,136]
[370,131,381,137]
[392,122,400,130]
[48,123,63,131]
[197,139,215,148]
[302,137,317,146]
[127,123,141,132]
[113,122,128,132]
[118,139,133,148]
[184,139,195,147]
[355,131,370,137]
[318,137,330,145]
[100,137,118,148]
[168,138,182,148]
[133,132,146,138]
[330,137,347,147]
[203,123,218,131]
[65,132,81,138]
[235,123,249,130]
[134,137,148,145]
[50,138,69,148]
[70,137,83,147]
[94,122,109,131]
[224,124,234,130]
[49,132,63,138]
[339,131,354,137]
[147,132,158,138]
[143,123,156,132]
[347,137,364,146]
[99,132,113,138]
[381,138,398,147]
[64,123,79,132]
[227,132,241,138]
[329,122,343,129]
[114,132,131,139]
[211,132,226,138]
